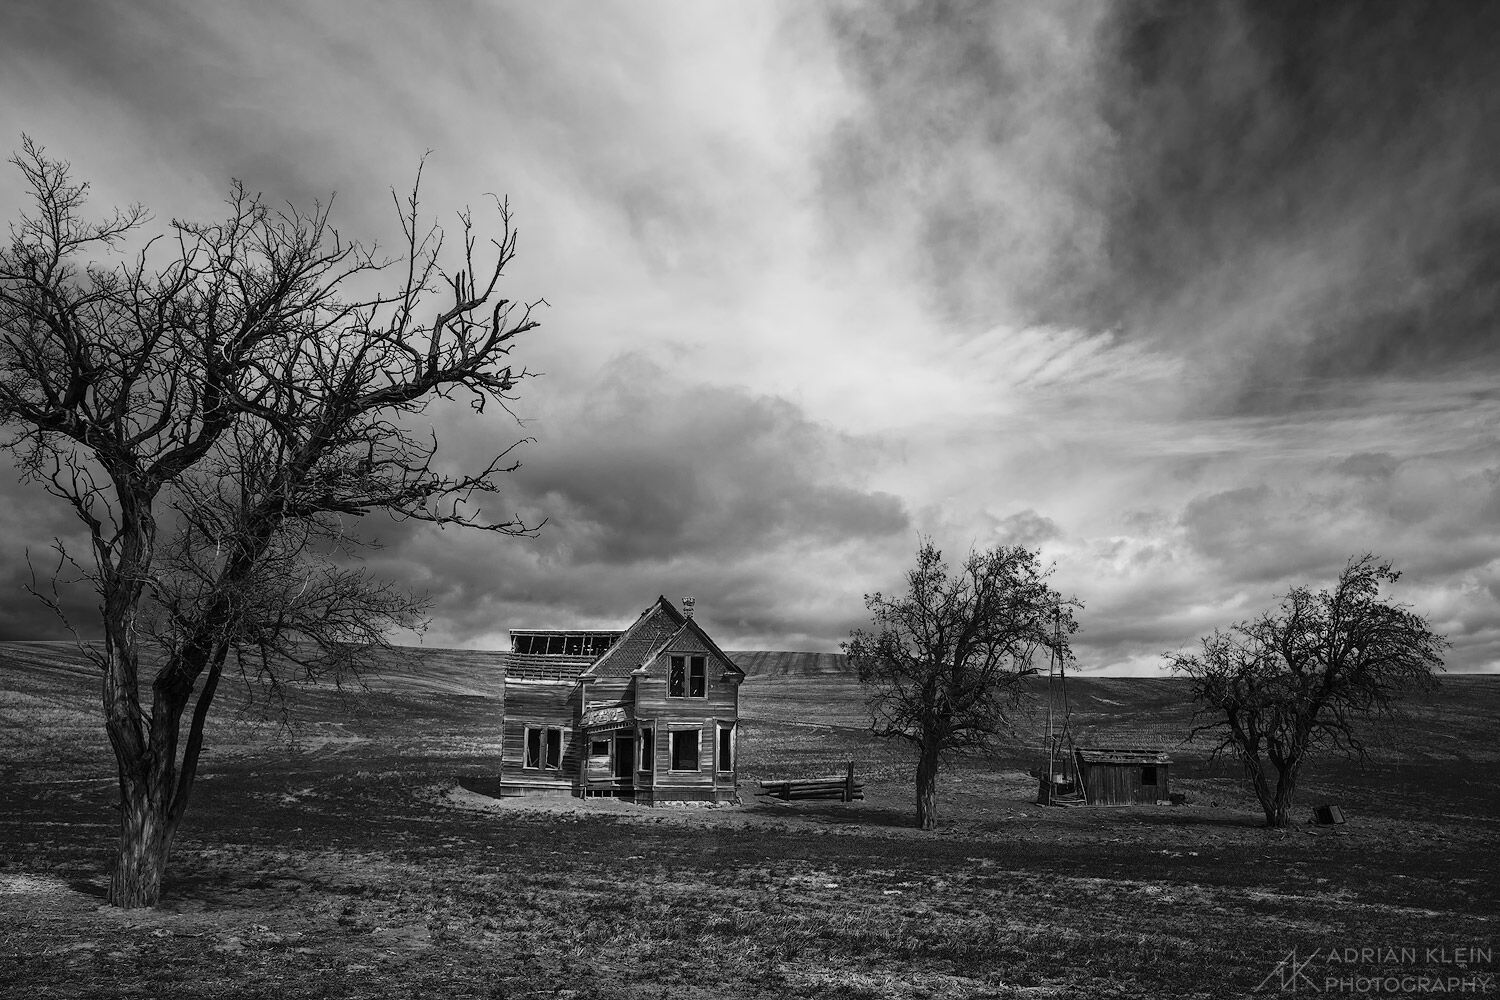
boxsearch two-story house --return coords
[498,596,743,804]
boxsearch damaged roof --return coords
[579,595,745,681]
[500,652,595,681]
[1074,747,1173,765]
[580,705,634,729]
[580,596,686,679]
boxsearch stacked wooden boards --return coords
[757,763,864,802]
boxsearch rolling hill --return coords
[726,650,851,676]
[4,644,1497,1000]
[5,641,1495,771]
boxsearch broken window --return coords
[525,727,562,770]
[640,729,654,772]
[1141,765,1158,785]
[717,724,733,772]
[670,655,706,697]
[591,739,611,758]
[671,730,699,771]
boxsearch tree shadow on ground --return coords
[64,877,106,900]
[746,800,919,830]
[1117,809,1271,830]
[147,869,327,911]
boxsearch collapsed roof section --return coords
[1074,747,1173,766]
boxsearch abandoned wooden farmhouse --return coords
[498,596,744,804]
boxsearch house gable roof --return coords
[577,596,745,680]
[579,596,685,679]
[657,616,744,679]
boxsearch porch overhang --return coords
[581,705,636,735]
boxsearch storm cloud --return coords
[351,356,911,649]
[0,2,1495,670]
[817,1,1500,408]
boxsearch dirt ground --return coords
[1,648,1497,998]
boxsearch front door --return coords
[614,736,633,779]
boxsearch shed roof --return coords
[1075,747,1173,765]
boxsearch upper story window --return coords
[669,655,707,697]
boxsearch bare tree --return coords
[1167,556,1446,828]
[0,137,541,906]
[844,540,1076,830]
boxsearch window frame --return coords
[639,728,654,773]
[669,729,701,772]
[668,654,708,698]
[523,725,563,771]
[716,722,734,773]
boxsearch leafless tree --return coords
[0,136,541,906]
[844,540,1076,829]
[1167,556,1446,828]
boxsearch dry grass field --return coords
[1,643,1496,999]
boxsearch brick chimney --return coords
[681,596,696,619]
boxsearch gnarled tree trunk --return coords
[914,743,940,830]
[96,496,179,908]
[102,621,225,907]
[106,684,219,906]
[1244,753,1300,828]
[1241,755,1280,828]
[1267,763,1299,829]
[111,769,173,908]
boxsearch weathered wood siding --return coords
[498,677,580,795]
[1080,762,1170,805]
[632,631,740,803]
[582,677,632,713]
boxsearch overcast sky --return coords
[1,1,1497,672]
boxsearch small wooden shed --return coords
[1073,747,1172,805]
